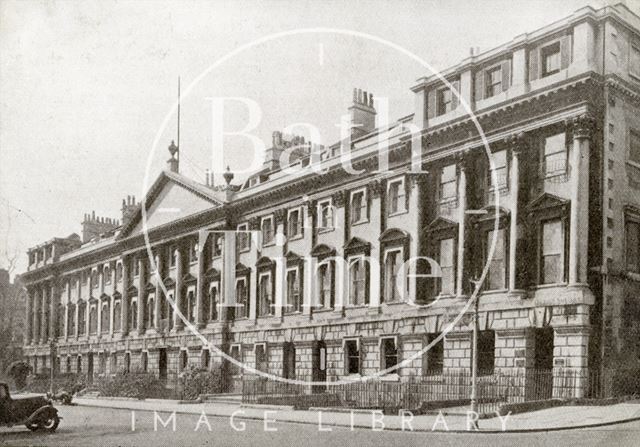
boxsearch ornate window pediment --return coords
[379,228,410,245]
[182,273,197,284]
[526,192,569,213]
[311,244,336,260]
[127,285,138,296]
[256,256,275,271]
[344,237,371,257]
[163,277,176,287]
[425,216,457,233]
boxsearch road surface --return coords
[1,405,639,446]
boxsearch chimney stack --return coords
[348,88,376,139]
[82,211,119,243]
[121,195,138,228]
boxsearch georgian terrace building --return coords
[20,3,640,394]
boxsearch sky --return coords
[0,0,635,278]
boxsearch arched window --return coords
[113,300,122,332]
[258,273,272,317]
[349,258,366,305]
[67,303,76,336]
[147,296,155,328]
[89,304,97,334]
[78,301,86,335]
[101,300,110,333]
[130,299,137,330]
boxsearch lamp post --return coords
[464,208,488,427]
[49,339,56,396]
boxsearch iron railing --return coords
[242,368,640,415]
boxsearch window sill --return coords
[313,306,335,313]
[388,209,408,218]
[342,374,364,382]
[382,300,406,306]
[379,373,400,382]
[262,242,276,248]
[481,288,509,296]
[238,247,251,254]
[351,219,370,227]
[288,234,304,242]
[532,282,568,290]
[345,304,369,309]
[318,227,335,234]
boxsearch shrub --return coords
[26,372,86,394]
[180,364,227,400]
[6,361,31,390]
[98,369,166,399]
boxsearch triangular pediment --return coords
[526,193,569,212]
[426,216,457,232]
[120,170,224,239]
[311,244,336,259]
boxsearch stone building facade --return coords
[20,3,640,396]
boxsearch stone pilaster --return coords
[137,257,146,335]
[174,248,184,330]
[195,231,207,328]
[456,162,467,298]
[121,256,130,336]
[24,289,32,345]
[568,113,595,285]
[507,133,525,293]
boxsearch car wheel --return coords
[39,415,60,432]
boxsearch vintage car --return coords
[0,382,61,432]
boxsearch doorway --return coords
[87,353,94,385]
[311,340,327,393]
[159,348,168,382]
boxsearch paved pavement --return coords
[67,396,640,432]
[1,405,640,447]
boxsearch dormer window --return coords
[436,87,453,116]
[486,65,502,98]
[541,41,561,77]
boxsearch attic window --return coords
[542,42,561,77]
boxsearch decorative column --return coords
[568,114,595,286]
[75,278,81,339]
[137,257,146,334]
[221,230,237,322]
[332,191,347,314]
[121,257,130,336]
[110,262,116,336]
[303,200,315,317]
[508,134,524,293]
[456,161,467,298]
[274,209,287,320]
[33,289,40,343]
[154,253,162,331]
[368,179,383,310]
[63,280,69,341]
[40,284,48,344]
[173,248,184,330]
[195,231,208,328]
[25,289,32,345]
